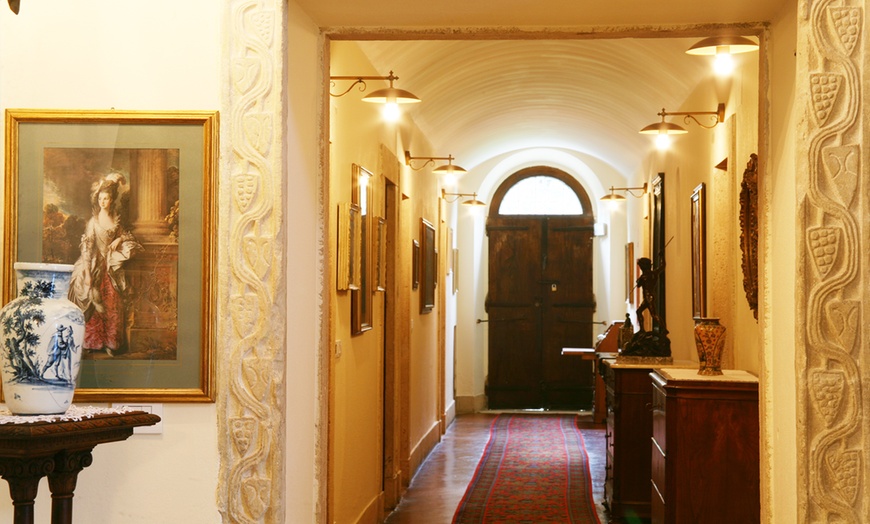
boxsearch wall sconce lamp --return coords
[686,36,758,75]
[600,183,648,202]
[640,103,726,149]
[442,189,486,207]
[330,70,421,120]
[405,151,467,176]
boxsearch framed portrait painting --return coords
[3,109,218,402]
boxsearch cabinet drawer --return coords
[651,381,667,454]
[651,435,665,502]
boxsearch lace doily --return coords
[0,404,138,425]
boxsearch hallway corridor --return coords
[384,413,609,524]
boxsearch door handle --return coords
[477,317,527,324]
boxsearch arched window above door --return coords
[498,176,583,215]
[490,166,593,218]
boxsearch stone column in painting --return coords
[130,149,171,243]
[125,148,179,359]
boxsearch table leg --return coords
[47,449,93,524]
[0,455,55,524]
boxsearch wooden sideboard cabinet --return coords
[650,368,760,524]
[600,358,663,520]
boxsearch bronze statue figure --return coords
[635,257,667,334]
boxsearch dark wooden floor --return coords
[384,412,611,524]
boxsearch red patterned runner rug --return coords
[452,414,601,524]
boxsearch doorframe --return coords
[382,178,405,510]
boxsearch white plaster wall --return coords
[285,1,321,521]
[765,3,798,522]
[0,2,221,522]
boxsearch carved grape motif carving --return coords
[807,227,840,278]
[826,449,860,504]
[811,371,845,427]
[810,74,842,125]
[828,7,862,56]
[231,417,256,455]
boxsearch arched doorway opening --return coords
[485,166,596,409]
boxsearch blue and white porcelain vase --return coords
[0,263,85,415]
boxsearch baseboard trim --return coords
[444,399,456,428]
[408,420,441,479]
[455,394,487,414]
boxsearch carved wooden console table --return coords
[0,407,160,524]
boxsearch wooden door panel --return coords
[486,305,540,408]
[540,218,595,408]
[543,219,595,304]
[486,222,540,305]
[486,219,543,408]
[487,215,595,410]
[542,305,596,408]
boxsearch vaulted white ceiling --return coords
[348,38,715,176]
[303,0,780,178]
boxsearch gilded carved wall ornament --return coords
[739,153,758,319]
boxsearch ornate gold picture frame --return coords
[3,109,217,402]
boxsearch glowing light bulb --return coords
[655,133,671,150]
[713,51,734,76]
[382,101,400,121]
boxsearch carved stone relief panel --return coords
[219,1,288,523]
[797,3,865,522]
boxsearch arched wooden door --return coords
[485,167,596,409]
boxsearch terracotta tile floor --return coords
[384,412,611,524]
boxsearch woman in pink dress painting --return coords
[68,173,142,356]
